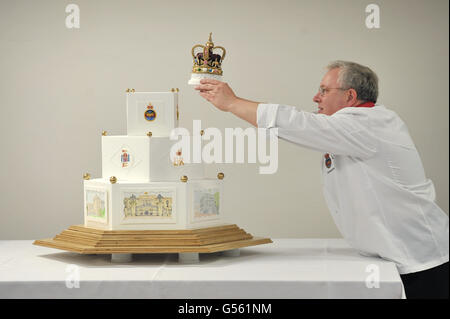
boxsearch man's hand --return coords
[195,79,238,112]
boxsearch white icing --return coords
[188,73,223,85]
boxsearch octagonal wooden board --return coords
[33,224,273,254]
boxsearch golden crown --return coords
[191,33,226,76]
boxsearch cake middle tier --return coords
[102,135,205,182]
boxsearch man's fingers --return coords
[194,84,215,91]
[200,78,221,85]
[199,91,213,98]
[199,91,213,101]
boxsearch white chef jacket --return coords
[257,103,449,274]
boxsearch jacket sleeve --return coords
[257,103,378,158]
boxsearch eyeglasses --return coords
[318,87,348,97]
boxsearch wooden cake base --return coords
[33,224,272,263]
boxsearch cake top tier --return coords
[126,90,179,137]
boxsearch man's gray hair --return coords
[327,61,379,103]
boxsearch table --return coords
[0,239,405,299]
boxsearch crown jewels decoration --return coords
[188,33,226,85]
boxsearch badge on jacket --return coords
[324,153,335,174]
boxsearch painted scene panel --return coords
[194,188,220,218]
[86,189,107,220]
[123,191,173,218]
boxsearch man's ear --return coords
[347,89,357,103]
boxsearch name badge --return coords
[324,153,336,174]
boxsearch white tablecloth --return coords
[0,239,405,299]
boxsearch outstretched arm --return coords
[195,79,377,158]
[195,79,260,126]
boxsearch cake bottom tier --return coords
[84,178,226,230]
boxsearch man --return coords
[195,61,449,299]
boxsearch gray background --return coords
[0,0,448,239]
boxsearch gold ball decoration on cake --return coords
[176,88,179,92]
[126,88,130,92]
[83,173,91,180]
[171,88,175,92]
[200,130,205,136]
[110,176,117,184]
[217,172,225,180]
[131,88,135,92]
[102,130,107,136]
[180,175,188,183]
[147,131,153,137]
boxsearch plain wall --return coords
[0,0,448,239]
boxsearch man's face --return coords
[313,68,349,116]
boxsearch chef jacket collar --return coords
[354,102,375,108]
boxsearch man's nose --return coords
[313,92,321,103]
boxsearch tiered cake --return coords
[34,87,272,260]
[84,88,224,231]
